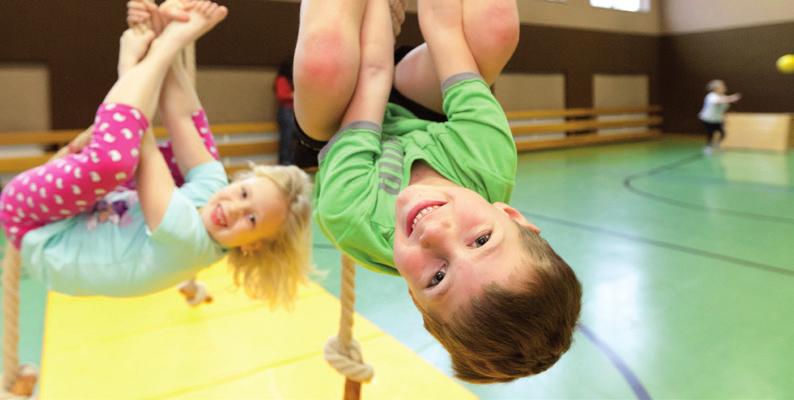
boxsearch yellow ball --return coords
[777,54,794,74]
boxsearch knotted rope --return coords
[390,0,406,37]
[324,255,373,399]
[1,244,36,399]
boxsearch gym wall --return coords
[2,1,790,135]
[0,1,663,130]
[659,0,794,133]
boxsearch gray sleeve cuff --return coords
[338,121,383,133]
[441,72,484,92]
[318,121,383,164]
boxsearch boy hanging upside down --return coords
[295,0,582,383]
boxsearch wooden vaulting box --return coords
[723,113,794,153]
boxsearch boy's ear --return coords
[493,202,541,234]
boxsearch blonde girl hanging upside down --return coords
[0,1,313,308]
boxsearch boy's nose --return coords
[419,218,452,250]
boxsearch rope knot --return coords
[390,0,406,37]
[1,364,37,399]
[324,336,374,383]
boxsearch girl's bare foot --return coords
[127,0,155,32]
[159,0,191,27]
[128,0,191,36]
[154,0,227,53]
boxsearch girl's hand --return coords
[50,127,92,161]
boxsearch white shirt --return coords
[699,92,730,123]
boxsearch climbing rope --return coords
[324,255,373,400]
[1,244,36,399]
[390,0,406,37]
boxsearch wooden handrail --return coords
[0,106,663,176]
[515,129,661,151]
[512,116,663,135]
[0,122,278,147]
[218,140,279,157]
[0,131,82,146]
[0,107,661,146]
[0,140,280,174]
[506,105,662,120]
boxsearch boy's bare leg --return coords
[340,0,395,127]
[394,0,519,113]
[293,0,368,141]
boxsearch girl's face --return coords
[201,177,288,249]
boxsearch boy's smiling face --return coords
[393,184,540,318]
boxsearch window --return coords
[590,0,649,12]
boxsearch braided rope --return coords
[2,243,20,391]
[324,255,373,385]
[390,0,406,37]
[1,244,35,398]
[1,46,82,397]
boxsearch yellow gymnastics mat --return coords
[37,259,475,399]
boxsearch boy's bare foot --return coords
[154,0,227,53]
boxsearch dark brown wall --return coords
[504,25,660,108]
[0,1,305,129]
[1,1,660,129]
[661,22,794,133]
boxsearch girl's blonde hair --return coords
[226,164,313,308]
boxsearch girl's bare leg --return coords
[104,0,227,122]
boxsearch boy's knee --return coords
[295,30,358,92]
[469,2,520,57]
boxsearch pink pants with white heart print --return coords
[0,103,147,249]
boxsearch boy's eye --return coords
[248,214,256,225]
[241,188,248,199]
[474,233,491,248]
[428,268,446,288]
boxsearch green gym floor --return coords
[3,136,793,398]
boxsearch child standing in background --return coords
[699,79,741,153]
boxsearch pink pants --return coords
[0,104,219,249]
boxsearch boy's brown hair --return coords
[418,225,582,383]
